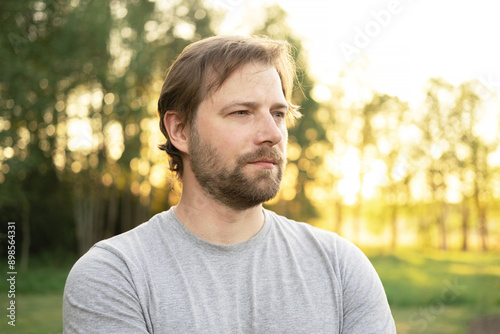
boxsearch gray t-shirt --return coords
[63,208,395,333]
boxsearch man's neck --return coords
[173,185,265,246]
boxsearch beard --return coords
[189,126,285,211]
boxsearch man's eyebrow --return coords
[220,101,259,113]
[271,102,289,110]
[219,101,289,113]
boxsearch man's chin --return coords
[245,164,280,178]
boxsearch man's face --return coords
[188,62,288,210]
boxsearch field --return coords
[0,254,73,334]
[1,250,499,333]
[369,249,500,333]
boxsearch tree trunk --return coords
[93,183,105,243]
[73,191,91,255]
[439,202,448,250]
[418,212,431,249]
[335,200,343,235]
[105,184,119,238]
[390,204,398,252]
[461,197,469,251]
[121,186,133,232]
[478,206,488,251]
[74,181,102,256]
[20,195,30,271]
[352,200,361,244]
[74,188,92,256]
[473,178,489,251]
[136,195,150,227]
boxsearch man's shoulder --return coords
[78,209,173,264]
[266,209,339,240]
[265,209,365,258]
[66,209,176,284]
[265,209,343,251]
[101,210,168,244]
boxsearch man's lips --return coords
[240,147,283,169]
[248,159,277,168]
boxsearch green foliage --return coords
[0,0,217,256]
[370,249,500,308]
[369,249,500,333]
[0,293,63,334]
[1,0,333,257]
[1,0,497,259]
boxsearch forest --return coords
[0,0,500,263]
[1,1,500,333]
[0,0,499,264]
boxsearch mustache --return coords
[238,147,285,166]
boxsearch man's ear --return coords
[163,111,189,154]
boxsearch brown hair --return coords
[158,35,301,180]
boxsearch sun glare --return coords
[337,147,361,205]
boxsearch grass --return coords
[0,250,499,333]
[368,248,500,333]
[0,254,74,334]
[1,294,64,334]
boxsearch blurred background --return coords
[1,0,499,333]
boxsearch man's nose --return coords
[254,111,283,146]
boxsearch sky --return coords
[214,0,500,106]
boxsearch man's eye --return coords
[233,110,248,115]
[273,111,286,119]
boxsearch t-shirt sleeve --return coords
[63,245,150,334]
[336,237,396,334]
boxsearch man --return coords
[63,35,396,333]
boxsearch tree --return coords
[416,78,457,250]
[319,57,374,239]
[61,0,218,254]
[364,93,410,251]
[1,0,78,264]
[450,80,498,251]
[0,0,217,257]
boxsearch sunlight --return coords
[286,141,301,161]
[445,173,462,203]
[311,84,331,103]
[409,170,426,202]
[173,21,196,40]
[398,124,422,144]
[341,74,372,105]
[488,149,500,167]
[149,163,169,188]
[493,179,500,198]
[104,121,124,161]
[67,118,94,153]
[474,104,500,144]
[137,159,150,176]
[281,163,299,201]
[109,28,133,77]
[304,181,327,203]
[362,159,386,199]
[2,147,14,159]
[337,147,361,205]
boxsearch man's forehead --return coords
[205,61,281,91]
